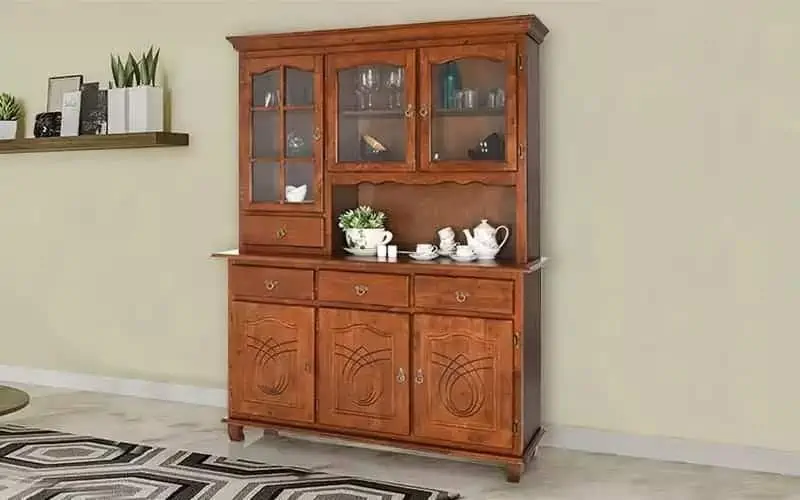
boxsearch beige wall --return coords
[1,0,798,453]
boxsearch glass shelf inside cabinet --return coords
[338,64,407,163]
[431,59,507,162]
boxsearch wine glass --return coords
[356,67,380,109]
[385,67,404,109]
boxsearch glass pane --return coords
[252,162,279,203]
[252,70,280,108]
[252,111,279,158]
[430,59,506,162]
[285,162,315,204]
[286,110,313,159]
[337,64,406,163]
[286,68,313,107]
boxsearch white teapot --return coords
[462,219,509,259]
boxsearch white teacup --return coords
[439,239,456,253]
[437,226,455,241]
[455,244,474,257]
[415,243,438,255]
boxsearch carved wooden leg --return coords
[505,462,524,483]
[227,423,244,442]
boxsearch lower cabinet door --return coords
[413,314,515,450]
[317,308,410,436]
[230,301,315,424]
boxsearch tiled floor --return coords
[4,383,800,499]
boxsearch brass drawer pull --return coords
[312,127,321,141]
[404,104,414,118]
[419,104,429,117]
[397,368,406,383]
[264,280,279,291]
[455,291,469,303]
[353,284,369,296]
[275,227,287,239]
[415,369,424,384]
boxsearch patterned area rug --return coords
[0,424,461,499]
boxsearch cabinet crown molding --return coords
[227,14,549,53]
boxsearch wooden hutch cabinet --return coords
[215,14,548,482]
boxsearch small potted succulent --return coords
[0,93,23,140]
[338,205,393,250]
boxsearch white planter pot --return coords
[107,87,129,134]
[127,85,164,133]
[344,227,393,250]
[0,121,18,140]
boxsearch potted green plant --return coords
[0,93,23,140]
[338,205,393,250]
[108,52,137,134]
[127,46,163,132]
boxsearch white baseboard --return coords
[0,364,226,408]
[542,425,800,477]
[2,364,798,477]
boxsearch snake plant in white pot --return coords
[127,46,164,132]
[108,52,137,134]
[0,93,23,140]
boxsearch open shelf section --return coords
[0,132,190,155]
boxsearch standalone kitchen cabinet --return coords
[217,14,548,482]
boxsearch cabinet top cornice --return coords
[227,14,548,53]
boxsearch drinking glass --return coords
[384,67,404,109]
[356,67,380,109]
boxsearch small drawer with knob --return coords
[240,214,324,248]
[230,264,314,301]
[317,270,409,308]
[414,275,514,316]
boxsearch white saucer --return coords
[344,247,377,257]
[449,253,478,262]
[409,252,439,261]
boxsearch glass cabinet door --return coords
[418,44,518,171]
[326,50,416,171]
[242,56,322,211]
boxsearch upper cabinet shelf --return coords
[0,132,190,155]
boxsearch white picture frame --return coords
[47,74,83,113]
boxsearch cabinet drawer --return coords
[414,276,514,316]
[240,214,324,248]
[318,270,409,308]
[230,265,314,300]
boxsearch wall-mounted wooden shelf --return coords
[0,132,189,155]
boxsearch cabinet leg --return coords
[227,423,244,442]
[505,462,524,483]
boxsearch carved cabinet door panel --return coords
[317,308,410,436]
[412,314,515,450]
[229,301,315,423]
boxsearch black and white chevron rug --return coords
[0,424,461,499]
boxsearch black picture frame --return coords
[47,74,84,113]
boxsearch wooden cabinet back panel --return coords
[240,214,325,248]
[230,264,314,301]
[318,270,409,307]
[414,276,514,315]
